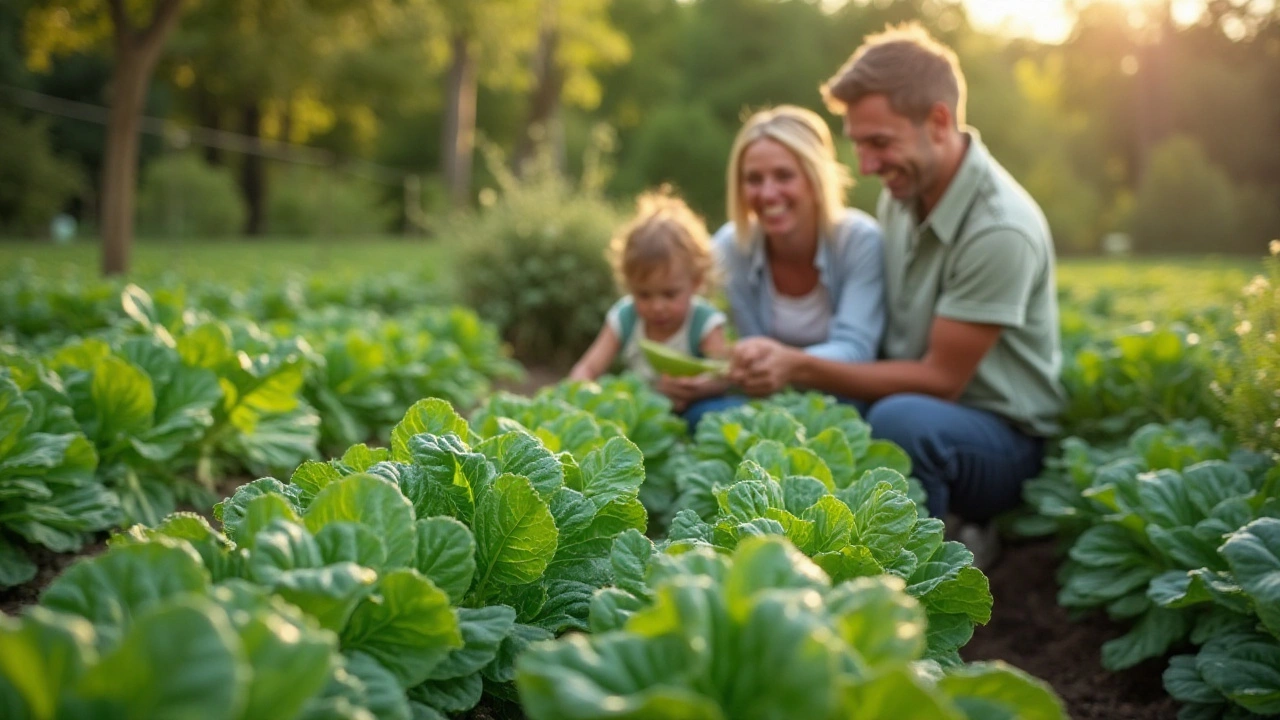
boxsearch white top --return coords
[770,284,832,348]
[606,296,727,382]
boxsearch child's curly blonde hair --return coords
[608,188,715,290]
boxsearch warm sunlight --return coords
[963,0,1211,44]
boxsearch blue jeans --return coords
[866,394,1045,523]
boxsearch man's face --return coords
[843,94,939,205]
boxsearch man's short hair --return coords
[821,22,966,126]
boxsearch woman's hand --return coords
[730,337,803,396]
[655,373,731,412]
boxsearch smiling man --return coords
[729,23,1066,564]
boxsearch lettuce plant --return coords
[516,535,1065,720]
[1,539,347,719]
[203,398,649,716]
[0,355,114,587]
[662,461,991,666]
[1058,459,1277,671]
[679,395,925,519]
[474,374,686,527]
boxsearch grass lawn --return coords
[0,236,462,292]
[2,237,1261,324]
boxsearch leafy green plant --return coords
[0,353,114,587]
[1061,326,1223,441]
[209,397,650,714]
[473,374,686,529]
[516,534,1066,720]
[678,394,924,520]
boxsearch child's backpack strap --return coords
[685,301,717,358]
[615,300,638,348]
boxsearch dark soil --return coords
[962,536,1180,719]
[0,539,107,616]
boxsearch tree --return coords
[24,0,186,275]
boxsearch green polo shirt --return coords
[878,131,1065,437]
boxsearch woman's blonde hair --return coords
[608,188,714,290]
[726,105,852,248]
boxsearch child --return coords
[569,191,730,410]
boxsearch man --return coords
[730,23,1065,564]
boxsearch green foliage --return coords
[611,102,733,222]
[0,112,83,237]
[1215,246,1280,455]
[136,152,247,238]
[1130,136,1239,254]
[1061,326,1223,441]
[453,150,623,366]
[516,535,1067,720]
[0,354,114,587]
[267,166,397,237]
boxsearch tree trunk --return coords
[442,31,477,208]
[241,101,265,235]
[101,0,186,276]
[515,2,565,176]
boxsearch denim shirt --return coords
[713,208,886,362]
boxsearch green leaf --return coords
[472,474,559,600]
[0,536,36,588]
[292,461,343,503]
[826,575,926,668]
[341,569,463,688]
[337,443,390,473]
[938,661,1067,720]
[305,473,416,569]
[579,436,646,507]
[273,564,378,633]
[1101,607,1189,670]
[476,431,563,498]
[842,667,960,720]
[1220,518,1280,638]
[413,517,476,604]
[857,440,912,477]
[425,605,516,680]
[90,355,156,442]
[77,598,245,720]
[801,495,856,554]
[315,522,388,572]
[0,607,96,719]
[40,542,208,646]
[391,399,471,462]
[780,475,829,516]
[723,536,828,622]
[236,494,303,550]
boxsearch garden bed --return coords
[964,536,1179,719]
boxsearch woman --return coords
[671,104,886,427]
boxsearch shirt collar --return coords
[914,128,990,245]
[745,223,834,285]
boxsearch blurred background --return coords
[1,0,1277,268]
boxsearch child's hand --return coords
[656,373,730,411]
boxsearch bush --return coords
[452,150,623,367]
[136,152,246,238]
[267,166,396,236]
[0,112,83,236]
[1130,135,1238,254]
[611,103,733,224]
[1215,241,1280,453]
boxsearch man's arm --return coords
[732,317,1001,400]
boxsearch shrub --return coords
[267,166,396,236]
[452,149,623,366]
[0,112,83,236]
[136,152,246,238]
[1215,241,1280,453]
[1130,135,1238,254]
